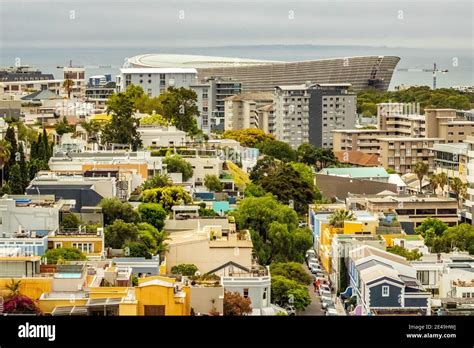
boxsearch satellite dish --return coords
[194,271,201,277]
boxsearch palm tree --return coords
[413,162,429,193]
[449,177,467,207]
[0,139,11,186]
[62,78,74,99]
[73,120,101,148]
[329,209,355,228]
[6,279,21,298]
[437,172,448,196]
[429,175,439,195]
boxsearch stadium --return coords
[126,54,400,92]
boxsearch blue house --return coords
[347,245,430,315]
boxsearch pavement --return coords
[299,264,325,316]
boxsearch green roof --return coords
[319,167,389,179]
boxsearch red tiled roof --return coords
[334,151,380,167]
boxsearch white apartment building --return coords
[118,68,198,97]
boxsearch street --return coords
[299,264,325,316]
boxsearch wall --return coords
[315,174,398,200]
[0,277,52,300]
[190,286,224,315]
[368,282,402,308]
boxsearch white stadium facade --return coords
[126,54,400,92]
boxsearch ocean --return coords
[1,45,472,90]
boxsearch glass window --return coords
[382,286,389,297]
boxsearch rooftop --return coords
[319,167,389,179]
[120,67,198,74]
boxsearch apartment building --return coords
[224,92,273,131]
[63,66,86,98]
[333,129,394,154]
[118,68,198,97]
[0,66,62,95]
[378,137,442,174]
[463,135,474,222]
[347,194,458,233]
[206,77,242,128]
[308,83,357,148]
[432,143,468,184]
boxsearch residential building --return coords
[85,85,115,113]
[378,137,442,174]
[126,54,400,92]
[165,224,253,274]
[221,265,275,315]
[224,92,273,131]
[138,126,187,148]
[346,194,459,233]
[26,172,121,211]
[307,83,357,148]
[0,255,42,278]
[47,226,105,260]
[347,245,431,315]
[432,143,468,190]
[117,68,198,97]
[0,195,68,238]
[63,66,86,98]
[0,66,62,95]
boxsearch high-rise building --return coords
[273,83,356,149]
[224,92,273,132]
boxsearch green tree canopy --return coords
[141,186,192,211]
[99,198,139,226]
[270,262,313,285]
[222,128,275,148]
[141,173,173,190]
[61,214,81,229]
[204,174,223,192]
[387,245,423,261]
[44,247,86,264]
[256,139,298,162]
[105,219,139,249]
[171,263,198,276]
[163,155,194,182]
[138,203,167,230]
[271,275,311,311]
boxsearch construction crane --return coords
[397,63,448,89]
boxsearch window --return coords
[243,288,249,298]
[417,271,430,285]
[54,242,63,249]
[263,288,267,300]
[382,286,390,297]
[72,243,93,253]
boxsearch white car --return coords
[319,284,331,294]
[321,297,333,309]
[285,305,296,316]
[319,289,331,298]
[326,308,338,316]
[305,249,316,258]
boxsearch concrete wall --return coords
[190,286,224,315]
[315,174,398,199]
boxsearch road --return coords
[299,264,325,316]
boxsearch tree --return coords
[413,162,429,193]
[171,264,198,276]
[159,87,200,134]
[289,162,315,188]
[4,295,42,314]
[8,164,23,194]
[141,186,192,211]
[415,218,448,237]
[271,275,311,311]
[270,262,313,285]
[99,198,139,225]
[243,183,267,197]
[449,177,467,207]
[0,139,11,185]
[387,245,423,261]
[222,128,274,148]
[163,155,193,182]
[103,91,142,150]
[4,126,17,180]
[137,222,169,255]
[6,279,21,298]
[249,156,279,182]
[61,213,81,229]
[429,175,439,194]
[139,113,168,126]
[223,290,253,316]
[63,78,74,98]
[258,164,320,214]
[123,241,152,259]
[18,143,29,191]
[329,209,355,228]
[138,203,167,230]
[256,139,297,162]
[44,247,86,264]
[204,174,223,192]
[73,120,102,146]
[55,116,75,136]
[28,158,49,181]
[105,219,139,249]
[141,173,173,190]
[437,172,448,195]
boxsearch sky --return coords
[0,0,473,50]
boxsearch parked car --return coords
[321,297,333,309]
[305,249,316,258]
[310,264,322,273]
[319,284,331,294]
[325,307,338,316]
[319,290,331,298]
[307,257,319,265]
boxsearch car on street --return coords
[305,249,316,259]
[284,305,296,316]
[319,289,331,298]
[325,307,338,316]
[321,297,333,309]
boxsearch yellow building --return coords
[47,228,104,259]
[319,213,379,274]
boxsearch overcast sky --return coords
[0,0,473,50]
